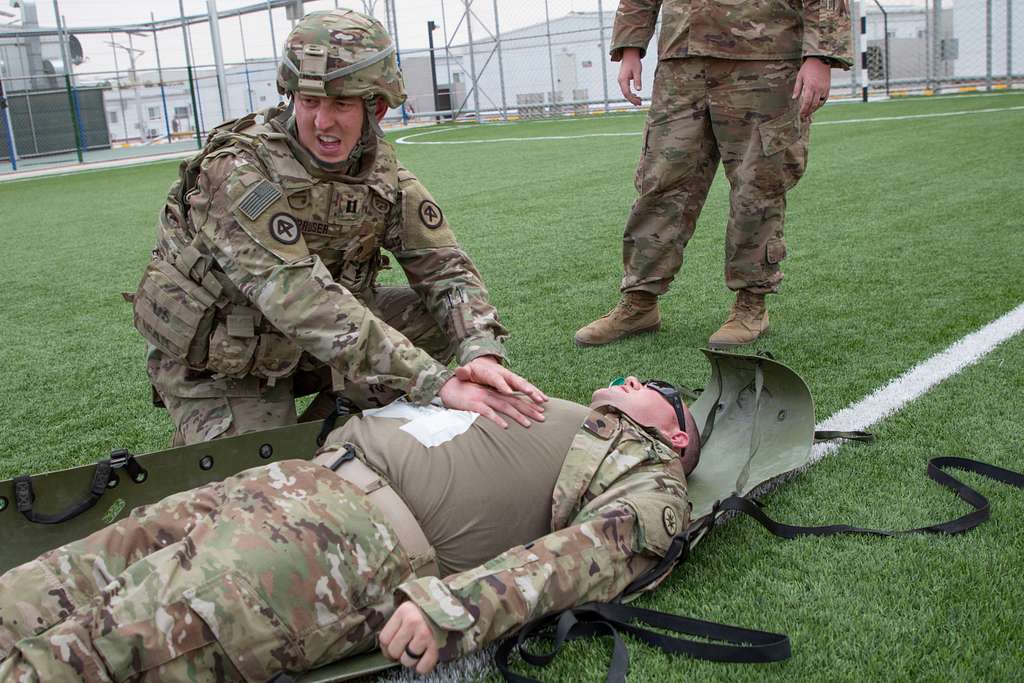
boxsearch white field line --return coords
[812,301,1024,463]
[394,104,1024,144]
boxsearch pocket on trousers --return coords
[186,572,305,682]
[766,236,788,264]
[758,109,802,157]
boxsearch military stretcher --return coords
[2,349,1020,682]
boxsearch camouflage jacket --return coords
[134,105,507,404]
[610,0,853,68]
[398,408,690,661]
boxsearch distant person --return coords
[130,9,546,445]
[0,377,699,680]
[575,0,852,349]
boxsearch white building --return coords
[98,59,281,143]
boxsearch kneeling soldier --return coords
[133,9,544,446]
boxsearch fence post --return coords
[859,12,868,101]
[387,0,409,124]
[267,1,279,68]
[985,0,993,91]
[597,0,610,113]
[464,0,482,123]
[238,14,256,113]
[544,0,557,115]
[1009,0,1014,83]
[180,0,203,148]
[492,0,508,121]
[0,74,18,171]
[152,13,173,143]
[54,1,84,162]
[931,0,942,91]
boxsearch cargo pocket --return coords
[186,572,305,682]
[133,259,216,367]
[766,235,788,264]
[206,317,258,377]
[252,332,303,384]
[754,108,808,197]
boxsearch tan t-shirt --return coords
[332,398,590,576]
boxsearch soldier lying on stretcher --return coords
[0,377,700,682]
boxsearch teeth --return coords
[317,135,340,143]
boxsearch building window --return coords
[108,110,119,124]
[174,105,190,118]
[148,106,161,119]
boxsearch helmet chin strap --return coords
[365,98,385,138]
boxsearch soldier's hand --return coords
[618,47,644,106]
[438,374,545,429]
[379,602,440,675]
[793,57,832,120]
[454,356,548,405]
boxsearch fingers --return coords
[800,86,815,120]
[457,359,549,404]
[501,371,549,403]
[618,65,643,106]
[792,72,804,100]
[379,604,440,674]
[494,393,545,425]
[477,404,510,429]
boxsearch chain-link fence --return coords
[0,0,1020,172]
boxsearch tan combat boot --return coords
[708,290,769,348]
[574,292,661,347]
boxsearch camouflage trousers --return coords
[152,285,456,445]
[622,58,809,296]
[0,459,414,683]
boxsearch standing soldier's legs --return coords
[331,285,456,409]
[707,59,808,347]
[575,59,720,347]
[0,461,413,682]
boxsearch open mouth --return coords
[316,134,343,156]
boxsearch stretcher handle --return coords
[12,451,148,525]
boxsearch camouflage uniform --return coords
[611,0,852,295]
[0,408,689,681]
[133,10,508,445]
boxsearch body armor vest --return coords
[134,107,401,383]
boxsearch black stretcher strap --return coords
[316,396,360,447]
[814,430,875,443]
[13,451,148,525]
[718,456,1024,539]
[496,601,790,683]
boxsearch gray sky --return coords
[8,0,612,77]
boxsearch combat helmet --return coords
[277,9,406,108]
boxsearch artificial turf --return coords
[0,91,1022,680]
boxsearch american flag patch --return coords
[237,180,282,221]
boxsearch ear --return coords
[374,98,388,122]
[668,429,689,451]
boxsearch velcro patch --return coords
[237,180,282,221]
[583,410,619,440]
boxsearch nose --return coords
[624,376,643,390]
[313,103,335,130]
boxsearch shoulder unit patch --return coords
[237,180,282,221]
